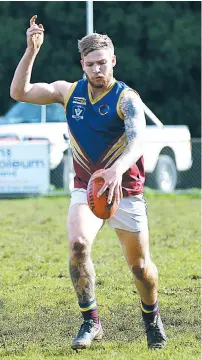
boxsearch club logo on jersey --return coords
[72,105,85,121]
[99,104,109,116]
[73,97,87,105]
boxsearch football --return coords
[87,169,119,219]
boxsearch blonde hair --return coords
[78,33,114,58]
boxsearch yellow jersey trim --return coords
[64,82,78,110]
[116,88,130,120]
[102,133,127,162]
[88,78,116,104]
[104,142,127,169]
[69,132,89,162]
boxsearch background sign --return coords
[0,141,50,194]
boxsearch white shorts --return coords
[69,188,148,233]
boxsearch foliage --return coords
[0,1,200,136]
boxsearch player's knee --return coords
[131,261,147,281]
[70,237,90,262]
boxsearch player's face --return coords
[81,49,116,89]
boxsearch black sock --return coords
[141,300,159,322]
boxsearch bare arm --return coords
[10,15,72,105]
[111,89,146,174]
[10,48,72,105]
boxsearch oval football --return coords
[87,171,119,219]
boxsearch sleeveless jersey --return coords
[64,78,145,196]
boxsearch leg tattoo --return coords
[69,256,96,304]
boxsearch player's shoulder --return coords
[119,87,144,118]
[52,80,73,95]
[116,80,140,98]
[122,88,140,100]
[53,80,79,106]
[61,78,87,93]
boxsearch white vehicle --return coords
[0,102,69,188]
[144,122,192,192]
[0,102,192,192]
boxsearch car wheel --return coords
[149,155,177,193]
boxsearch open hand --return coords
[92,168,123,204]
[26,15,44,52]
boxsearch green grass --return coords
[0,194,201,359]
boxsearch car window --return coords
[46,104,66,123]
[146,116,156,126]
[1,102,41,124]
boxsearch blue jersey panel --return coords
[65,79,128,164]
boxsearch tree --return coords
[0,1,200,137]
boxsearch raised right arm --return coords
[10,15,72,106]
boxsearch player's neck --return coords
[90,77,115,99]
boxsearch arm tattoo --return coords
[120,90,146,143]
[111,90,146,172]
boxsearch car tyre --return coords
[148,155,177,193]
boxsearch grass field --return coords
[0,193,201,360]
